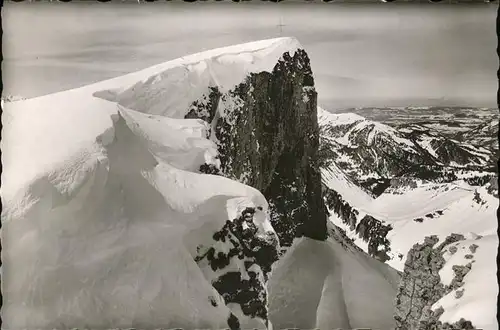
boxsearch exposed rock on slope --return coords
[393,230,497,330]
[323,187,392,262]
[193,206,279,328]
[394,235,459,329]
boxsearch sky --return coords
[2,1,498,110]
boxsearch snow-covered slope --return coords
[1,94,26,106]
[268,235,400,330]
[1,38,304,330]
[321,162,374,207]
[2,98,279,328]
[434,234,498,330]
[2,37,402,330]
[375,182,497,270]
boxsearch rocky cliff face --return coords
[188,48,328,327]
[394,234,477,330]
[192,49,327,249]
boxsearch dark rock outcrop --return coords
[394,234,477,330]
[323,187,392,262]
[195,207,279,328]
[413,210,445,223]
[326,221,365,254]
[487,176,499,197]
[216,50,326,247]
[359,177,392,197]
[185,86,222,123]
[356,215,393,262]
[323,187,359,231]
[468,244,478,254]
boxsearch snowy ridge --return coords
[1,95,119,204]
[268,236,400,330]
[317,106,365,127]
[10,37,301,105]
[2,100,279,328]
[13,38,302,121]
[92,38,301,119]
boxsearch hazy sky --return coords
[2,1,498,110]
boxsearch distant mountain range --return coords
[321,106,497,196]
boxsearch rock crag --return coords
[394,234,477,330]
[188,47,328,327]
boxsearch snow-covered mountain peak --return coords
[6,35,494,330]
[3,38,334,330]
[87,37,303,117]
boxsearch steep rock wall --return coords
[189,48,328,327]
